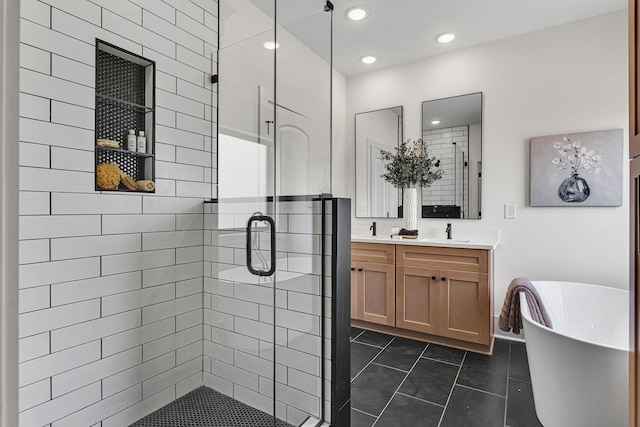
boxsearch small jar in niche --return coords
[137,131,146,153]
[127,129,136,151]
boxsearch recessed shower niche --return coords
[94,39,155,193]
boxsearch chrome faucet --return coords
[370,221,377,236]
[446,223,452,240]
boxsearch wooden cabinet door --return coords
[395,266,439,334]
[439,270,490,344]
[351,262,359,319]
[358,262,395,326]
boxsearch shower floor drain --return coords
[129,386,294,427]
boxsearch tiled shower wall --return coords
[18,1,218,426]
[423,126,469,213]
[203,200,332,426]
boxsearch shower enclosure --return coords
[205,0,349,426]
[421,140,469,219]
[453,143,469,218]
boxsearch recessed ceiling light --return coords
[361,56,376,64]
[347,7,368,21]
[436,33,456,44]
[431,120,441,125]
[263,41,280,50]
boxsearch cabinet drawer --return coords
[351,242,395,264]
[396,245,490,273]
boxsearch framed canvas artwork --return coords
[530,129,623,207]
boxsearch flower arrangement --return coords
[551,137,602,175]
[379,138,443,188]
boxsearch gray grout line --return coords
[436,351,467,427]
[351,329,366,341]
[370,361,409,374]
[396,391,445,408]
[351,338,385,350]
[420,355,462,367]
[371,343,430,427]
[350,336,395,383]
[504,341,512,426]
[455,383,507,399]
[351,407,378,419]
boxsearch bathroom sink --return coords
[420,238,471,244]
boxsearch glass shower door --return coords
[211,0,279,425]
[273,2,332,425]
[210,0,332,426]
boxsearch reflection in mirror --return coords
[355,107,403,218]
[422,93,482,219]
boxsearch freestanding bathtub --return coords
[520,281,629,427]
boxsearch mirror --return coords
[355,106,403,218]
[421,92,482,219]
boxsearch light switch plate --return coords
[504,203,516,219]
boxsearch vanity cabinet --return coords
[396,245,492,345]
[351,243,395,326]
[352,241,495,354]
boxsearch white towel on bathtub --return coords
[498,277,552,334]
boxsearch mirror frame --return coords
[421,92,483,219]
[355,106,404,218]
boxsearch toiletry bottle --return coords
[127,129,136,151]
[137,131,146,153]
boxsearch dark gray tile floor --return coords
[350,327,543,427]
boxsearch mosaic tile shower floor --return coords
[129,386,293,427]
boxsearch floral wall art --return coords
[530,129,623,206]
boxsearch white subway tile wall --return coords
[18,1,217,426]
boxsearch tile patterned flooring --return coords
[350,328,543,427]
[129,329,541,427]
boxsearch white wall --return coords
[340,10,629,315]
[332,69,348,196]
[18,1,217,425]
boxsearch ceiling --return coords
[331,0,627,77]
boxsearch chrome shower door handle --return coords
[246,214,276,277]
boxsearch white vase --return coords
[403,187,418,231]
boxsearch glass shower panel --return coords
[453,144,468,218]
[218,0,276,200]
[275,1,332,196]
[212,0,278,425]
[273,2,332,425]
[214,1,332,426]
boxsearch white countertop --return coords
[351,233,499,250]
